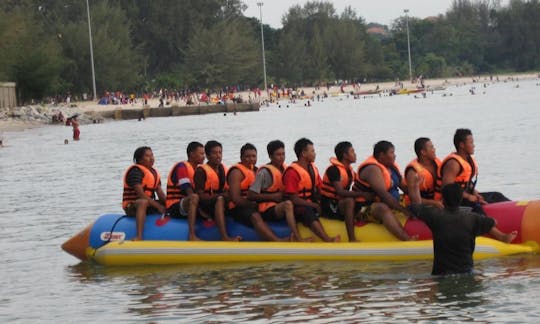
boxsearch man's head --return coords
[205,140,222,165]
[240,143,257,168]
[373,140,395,167]
[133,146,154,167]
[335,141,356,163]
[267,140,285,166]
[453,128,474,155]
[187,141,205,164]
[442,183,463,210]
[294,138,316,163]
[414,137,436,160]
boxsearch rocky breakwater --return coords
[1,104,104,128]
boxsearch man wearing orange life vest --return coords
[320,141,373,242]
[165,141,205,241]
[440,129,516,243]
[122,146,166,241]
[247,140,311,242]
[282,138,340,242]
[193,140,241,241]
[353,141,416,241]
[404,137,443,209]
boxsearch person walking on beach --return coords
[194,140,241,241]
[122,146,166,241]
[320,141,373,242]
[71,115,80,140]
[282,138,340,242]
[165,141,205,241]
[248,140,311,242]
[353,141,417,241]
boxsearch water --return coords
[1,79,540,322]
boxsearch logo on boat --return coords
[100,232,126,241]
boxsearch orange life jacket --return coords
[403,158,442,204]
[198,163,228,194]
[122,164,161,209]
[227,163,256,209]
[439,153,478,193]
[257,164,286,213]
[165,161,195,208]
[321,157,354,200]
[354,156,401,202]
[285,162,321,202]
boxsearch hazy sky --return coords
[243,0,509,27]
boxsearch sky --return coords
[243,0,509,27]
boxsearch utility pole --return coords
[404,9,413,83]
[257,2,268,96]
[86,0,97,100]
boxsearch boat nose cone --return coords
[62,223,93,261]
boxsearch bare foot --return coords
[225,235,242,242]
[301,236,315,242]
[132,236,142,241]
[349,238,359,243]
[331,235,341,242]
[502,231,518,243]
[189,234,202,241]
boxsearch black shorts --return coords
[228,205,258,227]
[321,197,344,221]
[261,206,282,222]
[198,200,218,219]
[124,203,161,217]
[293,206,319,225]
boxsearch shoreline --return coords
[1,72,538,134]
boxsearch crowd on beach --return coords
[123,128,517,275]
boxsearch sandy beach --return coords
[1,72,538,135]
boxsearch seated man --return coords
[194,140,241,241]
[248,140,311,242]
[165,141,205,240]
[409,178,517,275]
[283,138,340,242]
[404,137,443,208]
[353,141,416,241]
[320,141,373,242]
[122,146,166,240]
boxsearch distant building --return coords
[0,82,17,110]
[366,25,390,40]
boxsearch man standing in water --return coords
[71,115,80,140]
[353,141,417,241]
[282,138,340,242]
[409,178,516,275]
[165,142,205,241]
[122,146,166,240]
[194,140,241,241]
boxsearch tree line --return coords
[1,0,539,102]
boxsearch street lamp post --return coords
[404,9,413,83]
[86,0,97,100]
[257,2,268,97]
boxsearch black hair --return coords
[453,128,472,151]
[133,146,151,163]
[414,137,431,158]
[267,140,285,156]
[240,143,257,156]
[187,141,204,156]
[204,140,222,156]
[334,141,352,160]
[373,141,394,158]
[294,138,313,158]
[442,183,464,210]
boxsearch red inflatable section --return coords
[484,201,527,243]
[404,218,432,240]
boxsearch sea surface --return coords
[1,78,540,323]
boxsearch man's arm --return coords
[247,168,282,202]
[405,168,443,209]
[284,169,321,212]
[362,165,412,217]
[228,168,256,208]
[194,168,215,202]
[442,159,477,203]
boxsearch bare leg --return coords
[250,212,287,241]
[309,220,340,242]
[183,194,201,241]
[134,199,149,241]
[490,227,517,243]
[371,203,414,241]
[214,196,241,241]
[338,198,356,242]
[275,201,312,242]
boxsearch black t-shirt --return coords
[411,204,495,275]
[325,165,353,187]
[126,167,144,187]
